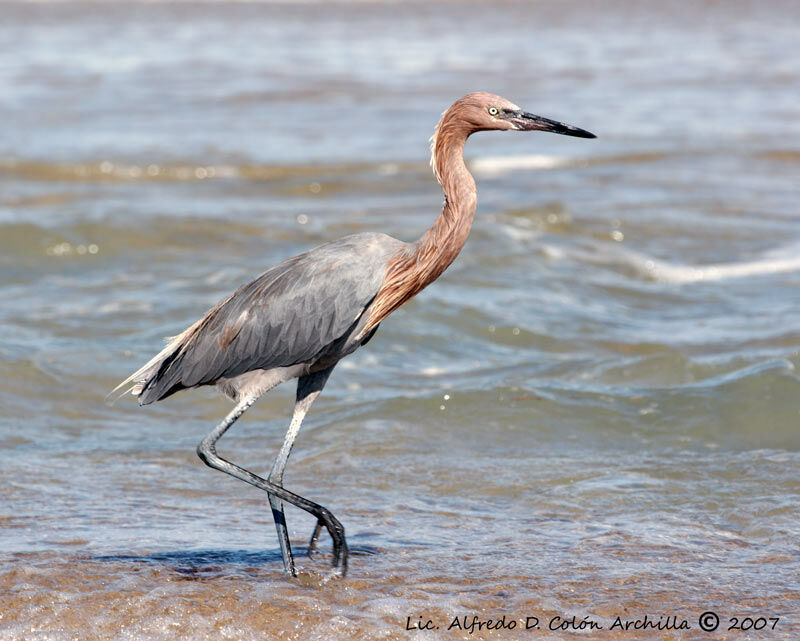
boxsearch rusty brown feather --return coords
[362,95,492,332]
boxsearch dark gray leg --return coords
[267,366,335,573]
[196,384,347,577]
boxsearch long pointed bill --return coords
[512,111,596,138]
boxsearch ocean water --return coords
[1,0,799,639]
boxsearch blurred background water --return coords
[1,0,799,639]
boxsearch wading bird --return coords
[113,92,595,577]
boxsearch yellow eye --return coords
[488,106,499,116]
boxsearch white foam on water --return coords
[469,154,569,177]
[627,243,800,284]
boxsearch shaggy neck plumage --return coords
[363,107,478,331]
[423,114,477,264]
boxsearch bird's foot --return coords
[307,510,348,576]
[307,520,323,558]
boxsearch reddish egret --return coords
[113,92,595,577]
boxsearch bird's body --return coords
[128,232,403,406]
[115,92,594,577]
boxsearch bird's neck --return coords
[416,124,477,282]
[363,119,477,331]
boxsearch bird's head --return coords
[451,91,596,138]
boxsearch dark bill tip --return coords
[516,111,596,139]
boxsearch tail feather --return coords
[106,319,202,406]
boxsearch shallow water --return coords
[2,0,800,639]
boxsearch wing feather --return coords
[130,233,406,405]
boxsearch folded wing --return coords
[114,233,404,405]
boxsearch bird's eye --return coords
[488,106,499,116]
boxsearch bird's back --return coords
[114,232,407,405]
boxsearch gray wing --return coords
[135,232,405,405]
